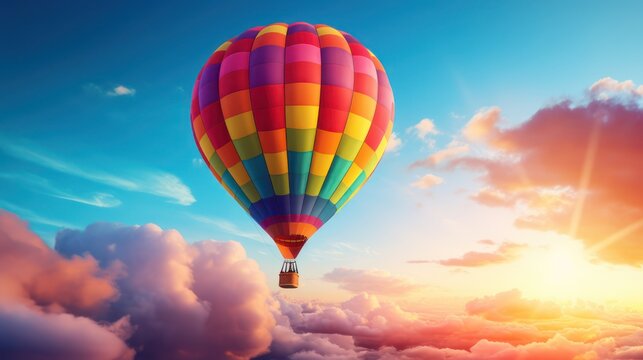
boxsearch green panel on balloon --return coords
[234,134,263,160]
[286,129,316,152]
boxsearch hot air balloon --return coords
[190,22,394,288]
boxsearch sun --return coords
[524,239,594,300]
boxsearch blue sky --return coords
[2,1,642,297]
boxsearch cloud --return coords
[85,83,136,97]
[466,289,562,321]
[0,211,273,359]
[412,118,439,140]
[0,211,118,314]
[436,242,526,267]
[3,211,641,359]
[55,192,121,208]
[275,292,547,351]
[478,239,496,245]
[0,173,121,208]
[410,174,444,190]
[107,85,136,96]
[0,140,195,206]
[385,132,402,153]
[462,107,501,142]
[190,214,267,243]
[410,141,469,169]
[0,303,134,360]
[405,260,431,264]
[0,211,132,359]
[322,268,422,296]
[449,87,643,265]
[55,223,274,360]
[265,289,641,359]
[589,77,643,100]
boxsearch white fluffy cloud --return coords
[107,85,136,96]
[412,118,438,140]
[589,77,643,99]
[385,132,402,153]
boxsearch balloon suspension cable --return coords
[279,259,299,288]
[280,259,298,273]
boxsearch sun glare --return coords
[526,240,593,300]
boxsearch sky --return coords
[1,1,643,359]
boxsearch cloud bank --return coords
[1,211,641,359]
[0,211,272,359]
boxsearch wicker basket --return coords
[279,272,299,288]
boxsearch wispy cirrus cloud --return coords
[436,242,527,267]
[0,140,195,206]
[190,214,266,243]
[0,201,78,229]
[407,242,526,267]
[0,173,121,208]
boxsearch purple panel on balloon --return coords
[321,63,354,88]
[198,64,221,107]
[250,63,284,87]
[288,23,317,34]
[250,46,284,66]
[321,47,352,66]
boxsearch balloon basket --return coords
[279,259,299,289]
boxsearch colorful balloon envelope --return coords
[190,22,394,288]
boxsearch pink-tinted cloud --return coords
[410,173,444,190]
[466,289,562,321]
[55,222,274,360]
[0,211,132,359]
[3,211,642,359]
[323,268,422,296]
[450,95,643,265]
[410,141,469,168]
[262,290,641,359]
[278,292,548,351]
[0,302,134,360]
[462,107,501,142]
[0,211,273,359]
[478,239,496,245]
[412,118,438,140]
[436,242,526,267]
[0,211,117,315]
